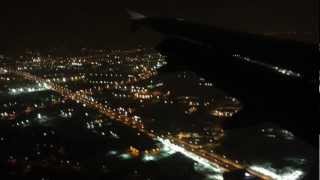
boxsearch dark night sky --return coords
[0,0,318,51]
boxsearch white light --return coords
[107,150,118,155]
[232,54,302,78]
[143,155,155,161]
[249,165,304,180]
[119,153,131,160]
[157,138,222,173]
[206,174,223,180]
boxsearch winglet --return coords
[126,9,146,20]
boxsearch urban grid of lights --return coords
[0,49,309,180]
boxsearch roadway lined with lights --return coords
[232,54,302,78]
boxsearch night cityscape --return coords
[0,1,319,180]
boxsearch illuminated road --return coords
[12,69,273,180]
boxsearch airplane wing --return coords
[127,10,320,146]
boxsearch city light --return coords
[249,165,304,180]
[0,48,313,179]
[157,138,223,173]
[232,54,302,78]
[9,83,49,95]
